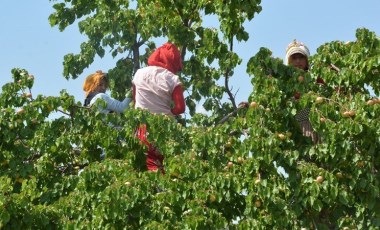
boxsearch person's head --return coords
[83,70,109,96]
[147,42,183,74]
[285,40,310,71]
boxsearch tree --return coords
[0,0,379,229]
[48,0,262,121]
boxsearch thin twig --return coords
[217,109,238,125]
[58,109,71,116]
[330,63,340,72]
[217,101,249,125]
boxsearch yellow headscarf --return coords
[82,70,108,97]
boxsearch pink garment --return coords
[132,66,181,117]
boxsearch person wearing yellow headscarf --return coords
[83,70,131,113]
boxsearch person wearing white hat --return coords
[285,40,321,144]
[285,40,310,71]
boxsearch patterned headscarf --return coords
[82,70,108,97]
[285,40,310,65]
[148,42,183,74]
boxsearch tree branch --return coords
[330,63,340,72]
[58,109,71,116]
[132,40,142,74]
[217,109,238,125]
[225,35,237,110]
[217,102,248,125]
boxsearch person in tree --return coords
[82,70,132,162]
[285,40,324,144]
[83,70,132,113]
[132,42,186,174]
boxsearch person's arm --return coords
[132,84,136,104]
[171,85,185,115]
[91,93,131,113]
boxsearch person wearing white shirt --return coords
[82,70,132,162]
[83,70,131,113]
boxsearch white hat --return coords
[285,40,310,65]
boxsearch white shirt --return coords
[133,66,181,116]
[90,93,131,114]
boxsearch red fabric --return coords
[316,77,325,85]
[294,91,301,100]
[148,42,183,74]
[136,124,165,174]
[171,85,185,115]
[132,84,136,104]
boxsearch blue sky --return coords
[1,1,379,116]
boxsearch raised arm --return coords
[92,93,131,113]
[171,85,185,115]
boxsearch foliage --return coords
[1,0,380,229]
[48,0,262,120]
[243,28,380,229]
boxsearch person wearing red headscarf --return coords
[132,42,186,173]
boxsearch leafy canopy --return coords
[0,0,379,229]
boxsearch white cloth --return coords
[285,40,310,65]
[132,66,181,116]
[89,93,131,114]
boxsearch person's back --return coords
[133,42,185,117]
[133,66,181,116]
[132,42,185,174]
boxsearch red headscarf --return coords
[147,42,183,74]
